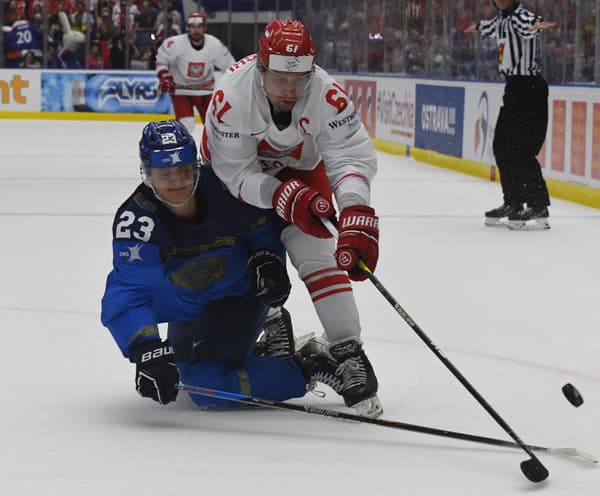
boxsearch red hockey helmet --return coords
[187,12,206,26]
[258,19,315,73]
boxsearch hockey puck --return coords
[562,383,584,407]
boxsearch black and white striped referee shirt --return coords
[478,3,544,76]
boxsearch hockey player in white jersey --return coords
[156,12,235,133]
[201,19,382,418]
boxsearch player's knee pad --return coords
[281,224,336,277]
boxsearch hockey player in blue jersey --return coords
[101,120,341,408]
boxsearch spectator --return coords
[155,0,181,34]
[97,9,116,41]
[28,4,43,24]
[4,0,26,26]
[134,0,156,54]
[6,19,43,67]
[109,31,139,68]
[141,33,159,69]
[112,0,138,38]
[70,1,95,36]
[112,0,139,24]
[19,50,42,68]
[57,11,85,68]
[88,42,104,68]
[46,43,61,68]
[155,14,181,42]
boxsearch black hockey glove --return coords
[247,250,291,307]
[132,340,179,405]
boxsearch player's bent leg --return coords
[178,354,307,408]
[177,360,242,409]
[169,294,268,365]
[242,354,307,400]
[281,224,361,342]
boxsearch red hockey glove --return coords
[157,70,175,94]
[272,179,335,239]
[335,205,379,281]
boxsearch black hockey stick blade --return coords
[520,458,549,483]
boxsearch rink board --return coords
[2,68,600,208]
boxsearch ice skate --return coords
[508,206,550,231]
[484,203,522,227]
[254,307,314,359]
[296,337,383,418]
[328,337,383,418]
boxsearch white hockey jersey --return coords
[156,33,235,91]
[203,55,377,210]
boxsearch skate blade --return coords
[485,217,509,227]
[508,218,550,231]
[353,395,383,418]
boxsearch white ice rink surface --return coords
[1,119,599,495]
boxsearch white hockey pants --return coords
[281,224,361,342]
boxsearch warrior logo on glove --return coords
[314,197,333,215]
[335,205,379,281]
[272,178,335,239]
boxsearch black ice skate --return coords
[508,206,550,231]
[484,203,522,227]
[296,337,383,418]
[328,338,382,417]
[254,307,313,359]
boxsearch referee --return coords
[465,1,556,230]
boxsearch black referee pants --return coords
[493,74,550,207]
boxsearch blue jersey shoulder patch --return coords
[113,240,161,266]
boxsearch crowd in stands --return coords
[1,0,186,69]
[2,0,599,85]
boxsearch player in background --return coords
[156,12,235,133]
[101,120,344,409]
[202,20,383,418]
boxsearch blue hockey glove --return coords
[247,251,291,307]
[132,340,179,405]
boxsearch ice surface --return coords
[1,119,598,495]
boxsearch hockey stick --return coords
[321,218,550,482]
[176,383,596,465]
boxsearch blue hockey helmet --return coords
[139,120,200,207]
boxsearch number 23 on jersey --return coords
[115,210,155,242]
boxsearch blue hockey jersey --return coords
[6,21,42,63]
[101,166,285,359]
